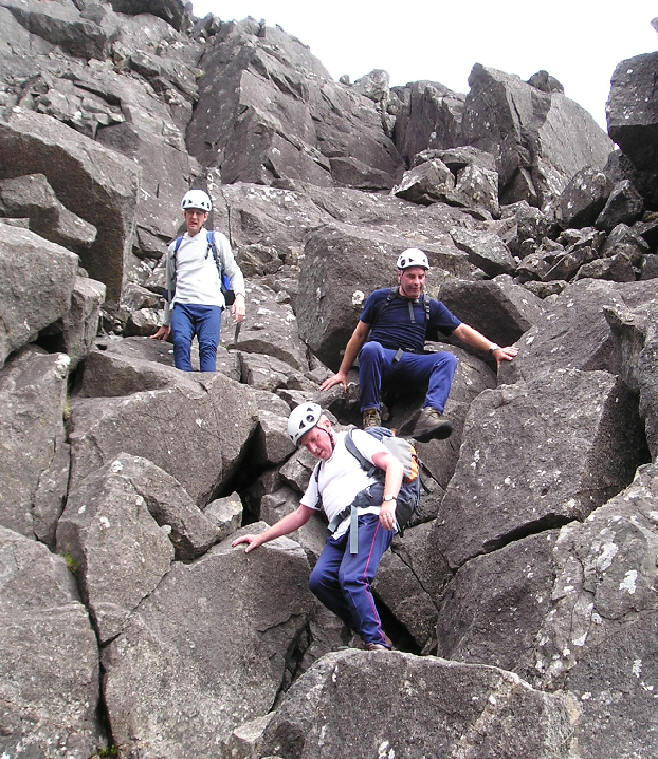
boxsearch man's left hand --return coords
[493,345,519,367]
[379,500,396,531]
[232,294,246,323]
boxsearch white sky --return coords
[191,1,656,131]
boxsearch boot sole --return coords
[413,420,453,443]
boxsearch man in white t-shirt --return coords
[151,189,246,372]
[233,402,403,651]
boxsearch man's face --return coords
[183,208,208,236]
[300,420,333,460]
[398,266,426,299]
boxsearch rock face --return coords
[461,64,614,207]
[607,52,658,206]
[0,2,657,757]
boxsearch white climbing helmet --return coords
[287,402,322,446]
[396,247,429,271]
[181,189,212,212]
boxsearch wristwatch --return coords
[488,344,499,356]
[383,495,397,502]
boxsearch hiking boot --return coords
[365,643,390,652]
[362,408,381,429]
[413,407,453,443]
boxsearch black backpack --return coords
[344,426,422,536]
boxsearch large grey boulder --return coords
[234,282,310,371]
[228,649,577,759]
[103,531,317,756]
[56,456,175,644]
[450,228,516,276]
[109,0,185,30]
[607,52,658,206]
[186,19,402,188]
[436,530,560,677]
[60,276,106,368]
[535,463,658,758]
[69,359,259,505]
[0,173,97,248]
[2,0,110,60]
[431,368,646,570]
[0,527,100,759]
[461,64,613,207]
[437,274,545,351]
[499,279,658,386]
[392,80,465,165]
[0,348,70,537]
[0,223,79,368]
[0,108,140,306]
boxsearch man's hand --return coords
[379,500,397,531]
[492,345,518,367]
[232,533,264,553]
[150,325,170,341]
[321,371,348,392]
[232,293,246,323]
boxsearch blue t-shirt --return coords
[360,288,461,352]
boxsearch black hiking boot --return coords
[412,408,453,443]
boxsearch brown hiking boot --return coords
[413,407,453,443]
[362,408,381,429]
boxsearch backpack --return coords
[344,427,422,537]
[322,426,423,553]
[171,229,235,306]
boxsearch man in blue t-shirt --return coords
[321,248,518,441]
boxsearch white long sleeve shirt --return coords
[162,227,245,325]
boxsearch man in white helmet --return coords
[321,248,518,440]
[232,402,403,651]
[151,189,246,372]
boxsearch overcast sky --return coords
[190,1,656,131]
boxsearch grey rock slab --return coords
[436,530,560,679]
[103,530,316,756]
[499,278,658,386]
[70,368,259,506]
[431,368,646,570]
[535,462,658,758]
[0,526,100,759]
[0,223,78,368]
[57,457,175,643]
[61,275,106,369]
[0,108,140,307]
[0,347,70,537]
[231,649,577,759]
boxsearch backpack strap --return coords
[372,288,431,346]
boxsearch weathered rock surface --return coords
[0,108,139,306]
[0,527,99,759]
[607,52,658,207]
[103,531,317,756]
[0,223,79,368]
[432,368,646,570]
[0,348,70,537]
[227,649,577,759]
[461,64,614,207]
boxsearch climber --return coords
[232,402,402,652]
[150,189,246,372]
[320,248,518,440]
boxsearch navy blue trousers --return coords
[358,340,458,413]
[309,514,393,647]
[170,303,222,372]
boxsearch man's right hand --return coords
[320,371,348,392]
[150,325,170,341]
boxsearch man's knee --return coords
[359,341,384,364]
[433,351,458,373]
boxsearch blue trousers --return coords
[170,303,222,372]
[309,514,393,647]
[358,340,458,413]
